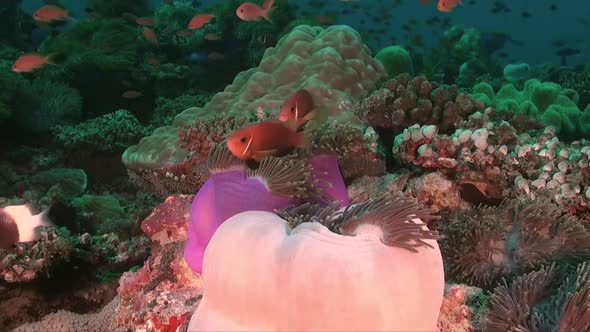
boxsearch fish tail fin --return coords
[263,0,275,23]
[263,0,275,10]
[46,52,65,65]
[47,52,61,65]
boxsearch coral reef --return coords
[472,79,590,138]
[123,24,386,196]
[558,69,590,110]
[374,45,414,78]
[0,60,26,125]
[437,284,487,332]
[13,195,201,332]
[482,262,590,331]
[355,73,486,133]
[438,199,590,289]
[37,18,141,117]
[12,79,82,132]
[392,115,590,212]
[54,110,146,153]
[0,227,149,284]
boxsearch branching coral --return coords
[54,110,145,153]
[37,18,140,117]
[355,73,485,133]
[439,199,590,289]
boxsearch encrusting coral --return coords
[123,24,387,196]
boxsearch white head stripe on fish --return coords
[243,135,254,156]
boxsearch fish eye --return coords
[240,9,243,13]
[240,137,247,143]
[290,107,295,113]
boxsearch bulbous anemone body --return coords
[189,209,444,331]
[184,146,350,274]
[184,170,293,273]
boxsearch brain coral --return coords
[123,25,386,195]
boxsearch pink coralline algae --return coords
[437,284,485,332]
[141,194,194,244]
[355,73,486,133]
[14,195,201,331]
[115,195,201,331]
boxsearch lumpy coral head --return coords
[188,210,444,331]
[184,145,350,274]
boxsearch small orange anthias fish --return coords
[204,32,221,41]
[236,0,275,23]
[437,0,462,12]
[143,27,158,45]
[135,17,154,26]
[278,89,316,126]
[208,51,225,61]
[227,120,305,161]
[122,90,143,99]
[188,14,215,30]
[12,53,56,72]
[32,4,70,23]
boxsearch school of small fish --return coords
[11,0,573,110]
